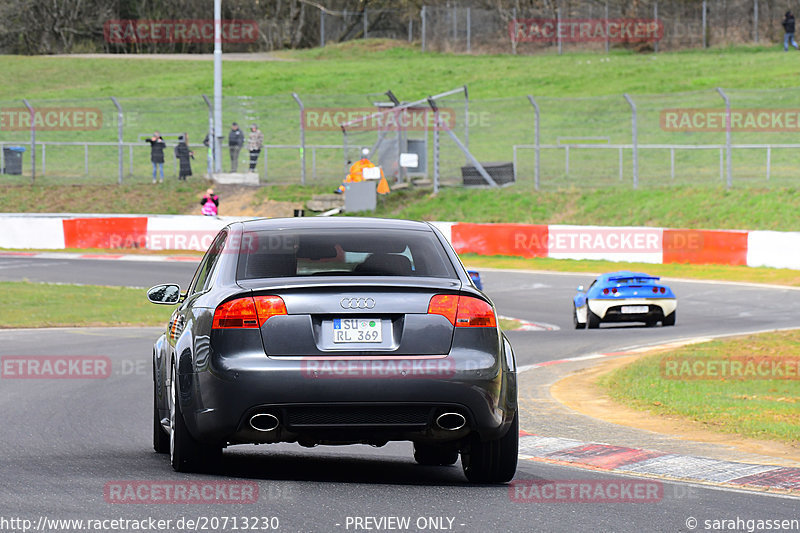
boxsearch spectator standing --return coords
[174,134,194,181]
[145,131,166,184]
[228,122,244,172]
[200,188,219,216]
[784,11,798,51]
[248,124,264,173]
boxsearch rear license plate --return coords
[332,318,382,343]
[621,305,649,314]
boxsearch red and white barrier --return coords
[441,223,799,270]
[0,215,798,270]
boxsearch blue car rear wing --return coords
[607,275,660,282]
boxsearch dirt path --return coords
[192,185,303,218]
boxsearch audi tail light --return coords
[428,294,497,328]
[213,295,287,329]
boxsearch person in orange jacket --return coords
[335,148,390,195]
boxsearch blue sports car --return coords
[573,271,676,329]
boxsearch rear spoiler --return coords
[608,275,660,282]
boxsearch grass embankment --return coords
[2,42,799,100]
[0,181,209,214]
[4,44,800,184]
[0,282,171,327]
[599,330,800,445]
[5,183,799,233]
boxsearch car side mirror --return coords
[147,284,182,305]
[577,285,584,292]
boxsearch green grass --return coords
[0,181,211,214]
[5,183,800,232]
[598,330,800,444]
[3,42,800,100]
[0,282,171,327]
[371,185,800,230]
[5,43,800,185]
[462,254,800,287]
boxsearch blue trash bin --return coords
[3,146,26,175]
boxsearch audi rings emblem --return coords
[340,297,376,309]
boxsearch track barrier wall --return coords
[0,215,796,270]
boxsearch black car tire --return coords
[663,310,676,326]
[461,411,518,483]
[413,443,459,466]
[153,385,169,454]
[573,304,586,329]
[587,306,601,329]
[170,362,221,472]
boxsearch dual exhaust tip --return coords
[435,412,466,431]
[249,411,466,432]
[249,413,280,432]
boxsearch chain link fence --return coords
[303,1,790,54]
[421,1,779,54]
[3,88,800,189]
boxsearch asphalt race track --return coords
[1,255,798,532]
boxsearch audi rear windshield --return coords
[236,228,457,280]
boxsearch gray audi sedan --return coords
[148,217,518,483]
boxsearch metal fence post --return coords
[421,6,426,51]
[42,145,45,176]
[463,84,469,153]
[202,94,214,177]
[702,0,708,48]
[111,97,124,184]
[527,95,540,190]
[557,8,562,55]
[623,94,638,189]
[432,108,440,194]
[754,0,759,42]
[363,7,368,39]
[717,87,732,189]
[320,9,325,47]
[670,147,675,180]
[654,1,659,53]
[605,2,609,54]
[512,8,518,54]
[292,93,306,185]
[22,99,35,183]
[766,146,771,181]
[466,7,471,53]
